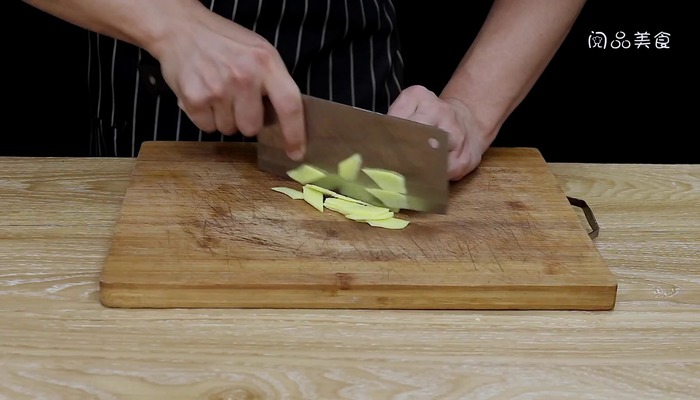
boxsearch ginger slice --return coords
[271,187,304,200]
[279,161,413,229]
[307,184,374,206]
[345,211,395,221]
[302,185,324,212]
[366,218,410,230]
[287,164,327,184]
[324,197,390,217]
[312,174,343,191]
[339,182,381,206]
[365,188,409,209]
[338,153,363,181]
[271,186,411,229]
[324,198,398,224]
[362,168,407,194]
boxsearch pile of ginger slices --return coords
[271,153,412,230]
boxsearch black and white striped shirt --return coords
[87,0,403,157]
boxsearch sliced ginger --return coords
[362,168,407,194]
[324,197,390,217]
[311,174,343,191]
[367,218,410,230]
[287,164,327,184]
[365,188,408,210]
[338,153,363,181]
[346,211,395,221]
[275,156,412,229]
[272,184,410,229]
[271,187,304,200]
[306,184,373,206]
[338,182,382,205]
[302,185,324,212]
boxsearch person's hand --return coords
[387,85,492,181]
[148,3,305,160]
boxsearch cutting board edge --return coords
[99,281,618,311]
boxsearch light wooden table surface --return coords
[1,156,698,400]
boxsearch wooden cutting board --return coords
[99,141,617,310]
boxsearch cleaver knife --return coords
[257,95,450,214]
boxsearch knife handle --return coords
[136,54,176,98]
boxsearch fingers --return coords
[387,85,437,119]
[390,86,461,152]
[264,71,305,161]
[387,90,418,119]
[448,133,482,181]
[180,97,235,135]
[212,100,237,135]
[231,74,263,137]
[448,145,470,181]
[389,85,480,180]
[171,44,303,160]
[175,67,267,139]
[155,12,305,147]
[448,148,481,181]
[178,98,217,133]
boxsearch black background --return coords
[3,1,695,164]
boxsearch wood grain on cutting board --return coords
[99,142,617,310]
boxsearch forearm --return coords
[441,0,586,143]
[22,0,208,56]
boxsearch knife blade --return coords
[257,95,450,214]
